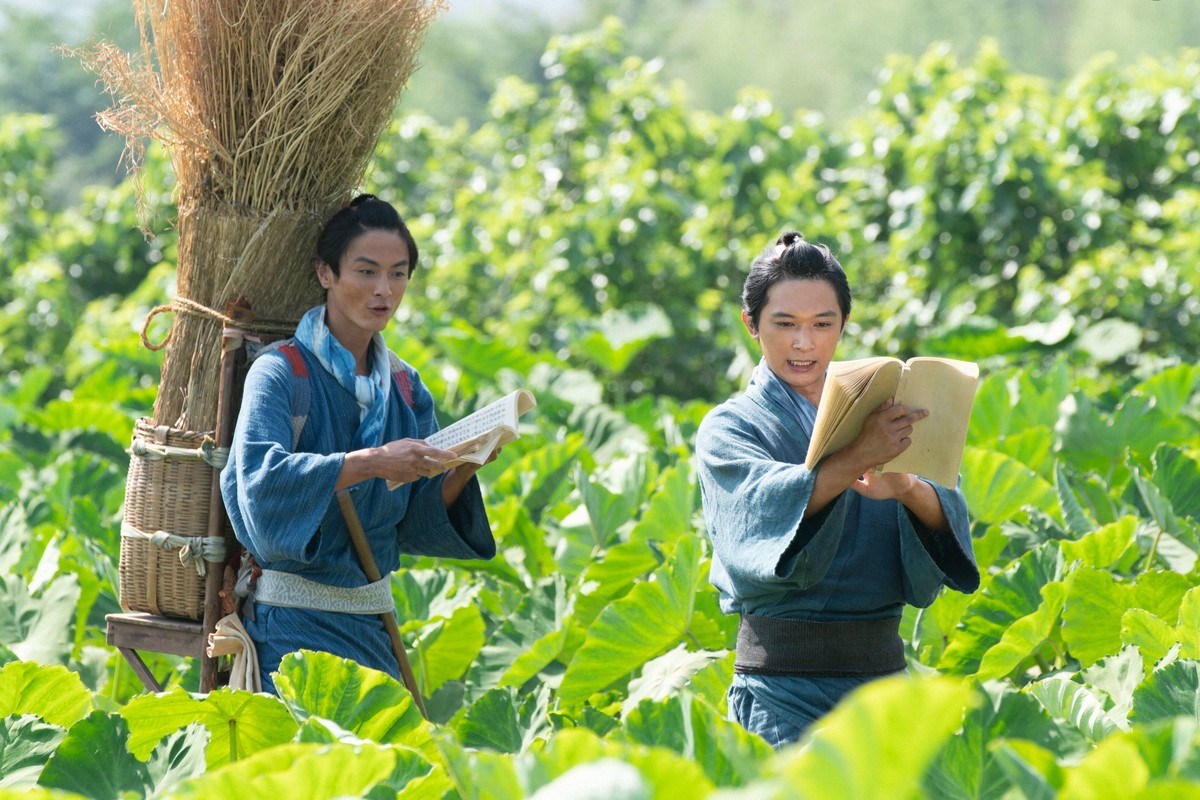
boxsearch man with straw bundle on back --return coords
[221,195,499,695]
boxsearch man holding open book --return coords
[695,231,980,747]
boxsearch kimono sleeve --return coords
[898,479,980,606]
[219,352,343,566]
[393,362,496,561]
[696,403,848,598]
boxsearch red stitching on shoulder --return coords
[393,369,413,408]
[279,343,308,378]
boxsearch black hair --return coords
[741,231,852,331]
[315,194,420,277]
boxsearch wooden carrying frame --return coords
[106,325,258,692]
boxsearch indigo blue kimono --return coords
[696,372,979,742]
[220,340,495,692]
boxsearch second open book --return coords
[387,388,536,490]
[804,357,979,489]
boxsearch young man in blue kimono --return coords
[221,195,497,693]
[695,231,979,747]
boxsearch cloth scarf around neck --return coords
[294,305,391,450]
[748,357,817,440]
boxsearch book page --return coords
[387,388,537,489]
[882,357,979,487]
[806,358,903,468]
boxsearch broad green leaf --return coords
[1076,318,1141,364]
[274,651,433,757]
[577,454,649,549]
[36,711,150,799]
[1062,567,1132,667]
[1122,609,1180,669]
[0,715,64,789]
[1130,660,1200,726]
[0,662,91,728]
[977,581,1066,681]
[961,447,1058,525]
[1081,646,1146,728]
[679,652,735,712]
[924,681,1077,800]
[122,686,297,769]
[622,645,728,716]
[1026,676,1119,743]
[1056,462,1096,536]
[457,684,551,754]
[473,574,570,692]
[435,732,524,800]
[519,727,714,800]
[574,304,672,375]
[988,739,1062,800]
[143,724,210,796]
[1150,445,1200,522]
[569,536,662,637]
[1061,733,1151,799]
[416,602,486,695]
[557,536,701,704]
[520,758,652,800]
[775,675,976,800]
[1120,586,1200,668]
[168,742,399,800]
[0,574,80,666]
[618,692,772,788]
[940,543,1065,675]
[1060,516,1138,571]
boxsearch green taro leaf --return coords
[976,581,1066,681]
[416,602,486,695]
[519,726,714,800]
[1081,646,1145,729]
[988,739,1062,800]
[939,543,1065,675]
[775,675,976,800]
[574,304,672,376]
[144,724,210,796]
[1062,567,1133,668]
[0,574,80,666]
[121,686,297,769]
[0,662,91,728]
[274,650,434,758]
[1059,516,1138,571]
[36,711,150,799]
[0,715,64,789]
[457,684,551,754]
[557,535,702,704]
[621,645,729,716]
[474,573,571,693]
[923,682,1078,800]
[961,447,1058,526]
[1026,676,1119,743]
[168,742,399,799]
[1130,660,1200,726]
[618,692,772,788]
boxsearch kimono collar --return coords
[748,357,817,439]
[294,305,391,450]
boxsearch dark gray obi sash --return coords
[735,614,906,676]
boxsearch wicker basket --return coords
[120,418,225,620]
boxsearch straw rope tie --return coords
[121,523,226,577]
[141,296,299,351]
[128,433,229,469]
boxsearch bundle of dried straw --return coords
[86,0,445,431]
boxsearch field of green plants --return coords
[1,22,1199,799]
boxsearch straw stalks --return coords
[84,0,445,430]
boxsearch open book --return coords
[388,388,536,490]
[804,357,979,488]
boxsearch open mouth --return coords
[786,360,816,368]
